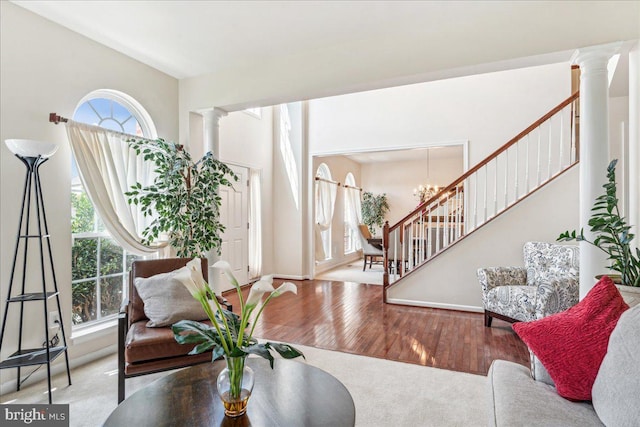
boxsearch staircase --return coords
[382,92,580,302]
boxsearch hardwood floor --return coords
[223,279,529,376]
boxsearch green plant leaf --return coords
[267,342,306,360]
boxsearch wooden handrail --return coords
[389,91,579,233]
[383,91,580,300]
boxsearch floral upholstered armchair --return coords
[477,242,579,327]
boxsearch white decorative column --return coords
[629,44,640,254]
[571,42,621,298]
[202,107,228,157]
[201,107,228,293]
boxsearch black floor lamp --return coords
[0,139,71,404]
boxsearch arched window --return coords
[71,89,156,327]
[315,164,336,261]
[343,173,360,253]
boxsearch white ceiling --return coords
[15,0,464,79]
[12,1,639,83]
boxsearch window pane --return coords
[72,280,97,325]
[72,238,98,281]
[126,253,136,271]
[100,238,124,276]
[71,192,95,234]
[100,276,123,318]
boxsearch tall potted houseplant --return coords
[126,138,238,257]
[558,159,640,288]
[361,192,390,236]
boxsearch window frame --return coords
[70,89,156,330]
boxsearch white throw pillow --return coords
[134,268,207,327]
[591,304,639,426]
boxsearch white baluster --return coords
[547,117,553,180]
[494,157,498,217]
[457,185,462,239]
[427,206,433,257]
[525,135,530,193]
[436,204,441,253]
[483,166,488,222]
[559,108,565,172]
[514,142,519,201]
[536,125,542,187]
[504,151,509,209]
[444,197,449,246]
[473,172,478,230]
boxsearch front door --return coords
[219,164,249,291]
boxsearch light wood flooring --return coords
[224,279,529,376]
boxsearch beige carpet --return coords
[1,345,487,426]
[316,262,384,285]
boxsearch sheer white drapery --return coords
[66,121,162,255]
[248,169,263,278]
[344,186,363,250]
[315,179,337,260]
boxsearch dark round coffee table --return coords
[104,358,355,427]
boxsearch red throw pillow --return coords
[513,276,629,401]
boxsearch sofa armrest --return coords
[477,267,527,294]
[487,360,601,427]
[535,276,579,319]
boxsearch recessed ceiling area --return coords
[336,146,462,165]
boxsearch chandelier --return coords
[413,184,439,205]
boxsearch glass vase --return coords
[216,355,254,417]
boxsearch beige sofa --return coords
[487,303,639,426]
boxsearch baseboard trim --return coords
[386,298,483,313]
[0,345,117,397]
[274,274,310,280]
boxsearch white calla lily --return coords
[173,258,304,380]
[272,282,297,298]
[246,276,275,308]
[212,260,240,289]
[173,266,205,299]
[186,257,210,290]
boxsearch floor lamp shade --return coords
[5,138,58,158]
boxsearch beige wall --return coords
[308,62,571,166]
[219,108,275,277]
[360,150,465,227]
[272,103,308,278]
[0,2,178,390]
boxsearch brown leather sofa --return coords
[118,258,231,403]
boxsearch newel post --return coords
[382,221,390,303]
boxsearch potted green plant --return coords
[558,159,640,288]
[361,192,390,236]
[126,138,238,257]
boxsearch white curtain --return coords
[248,169,262,278]
[315,180,337,260]
[66,121,162,255]
[345,187,363,250]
